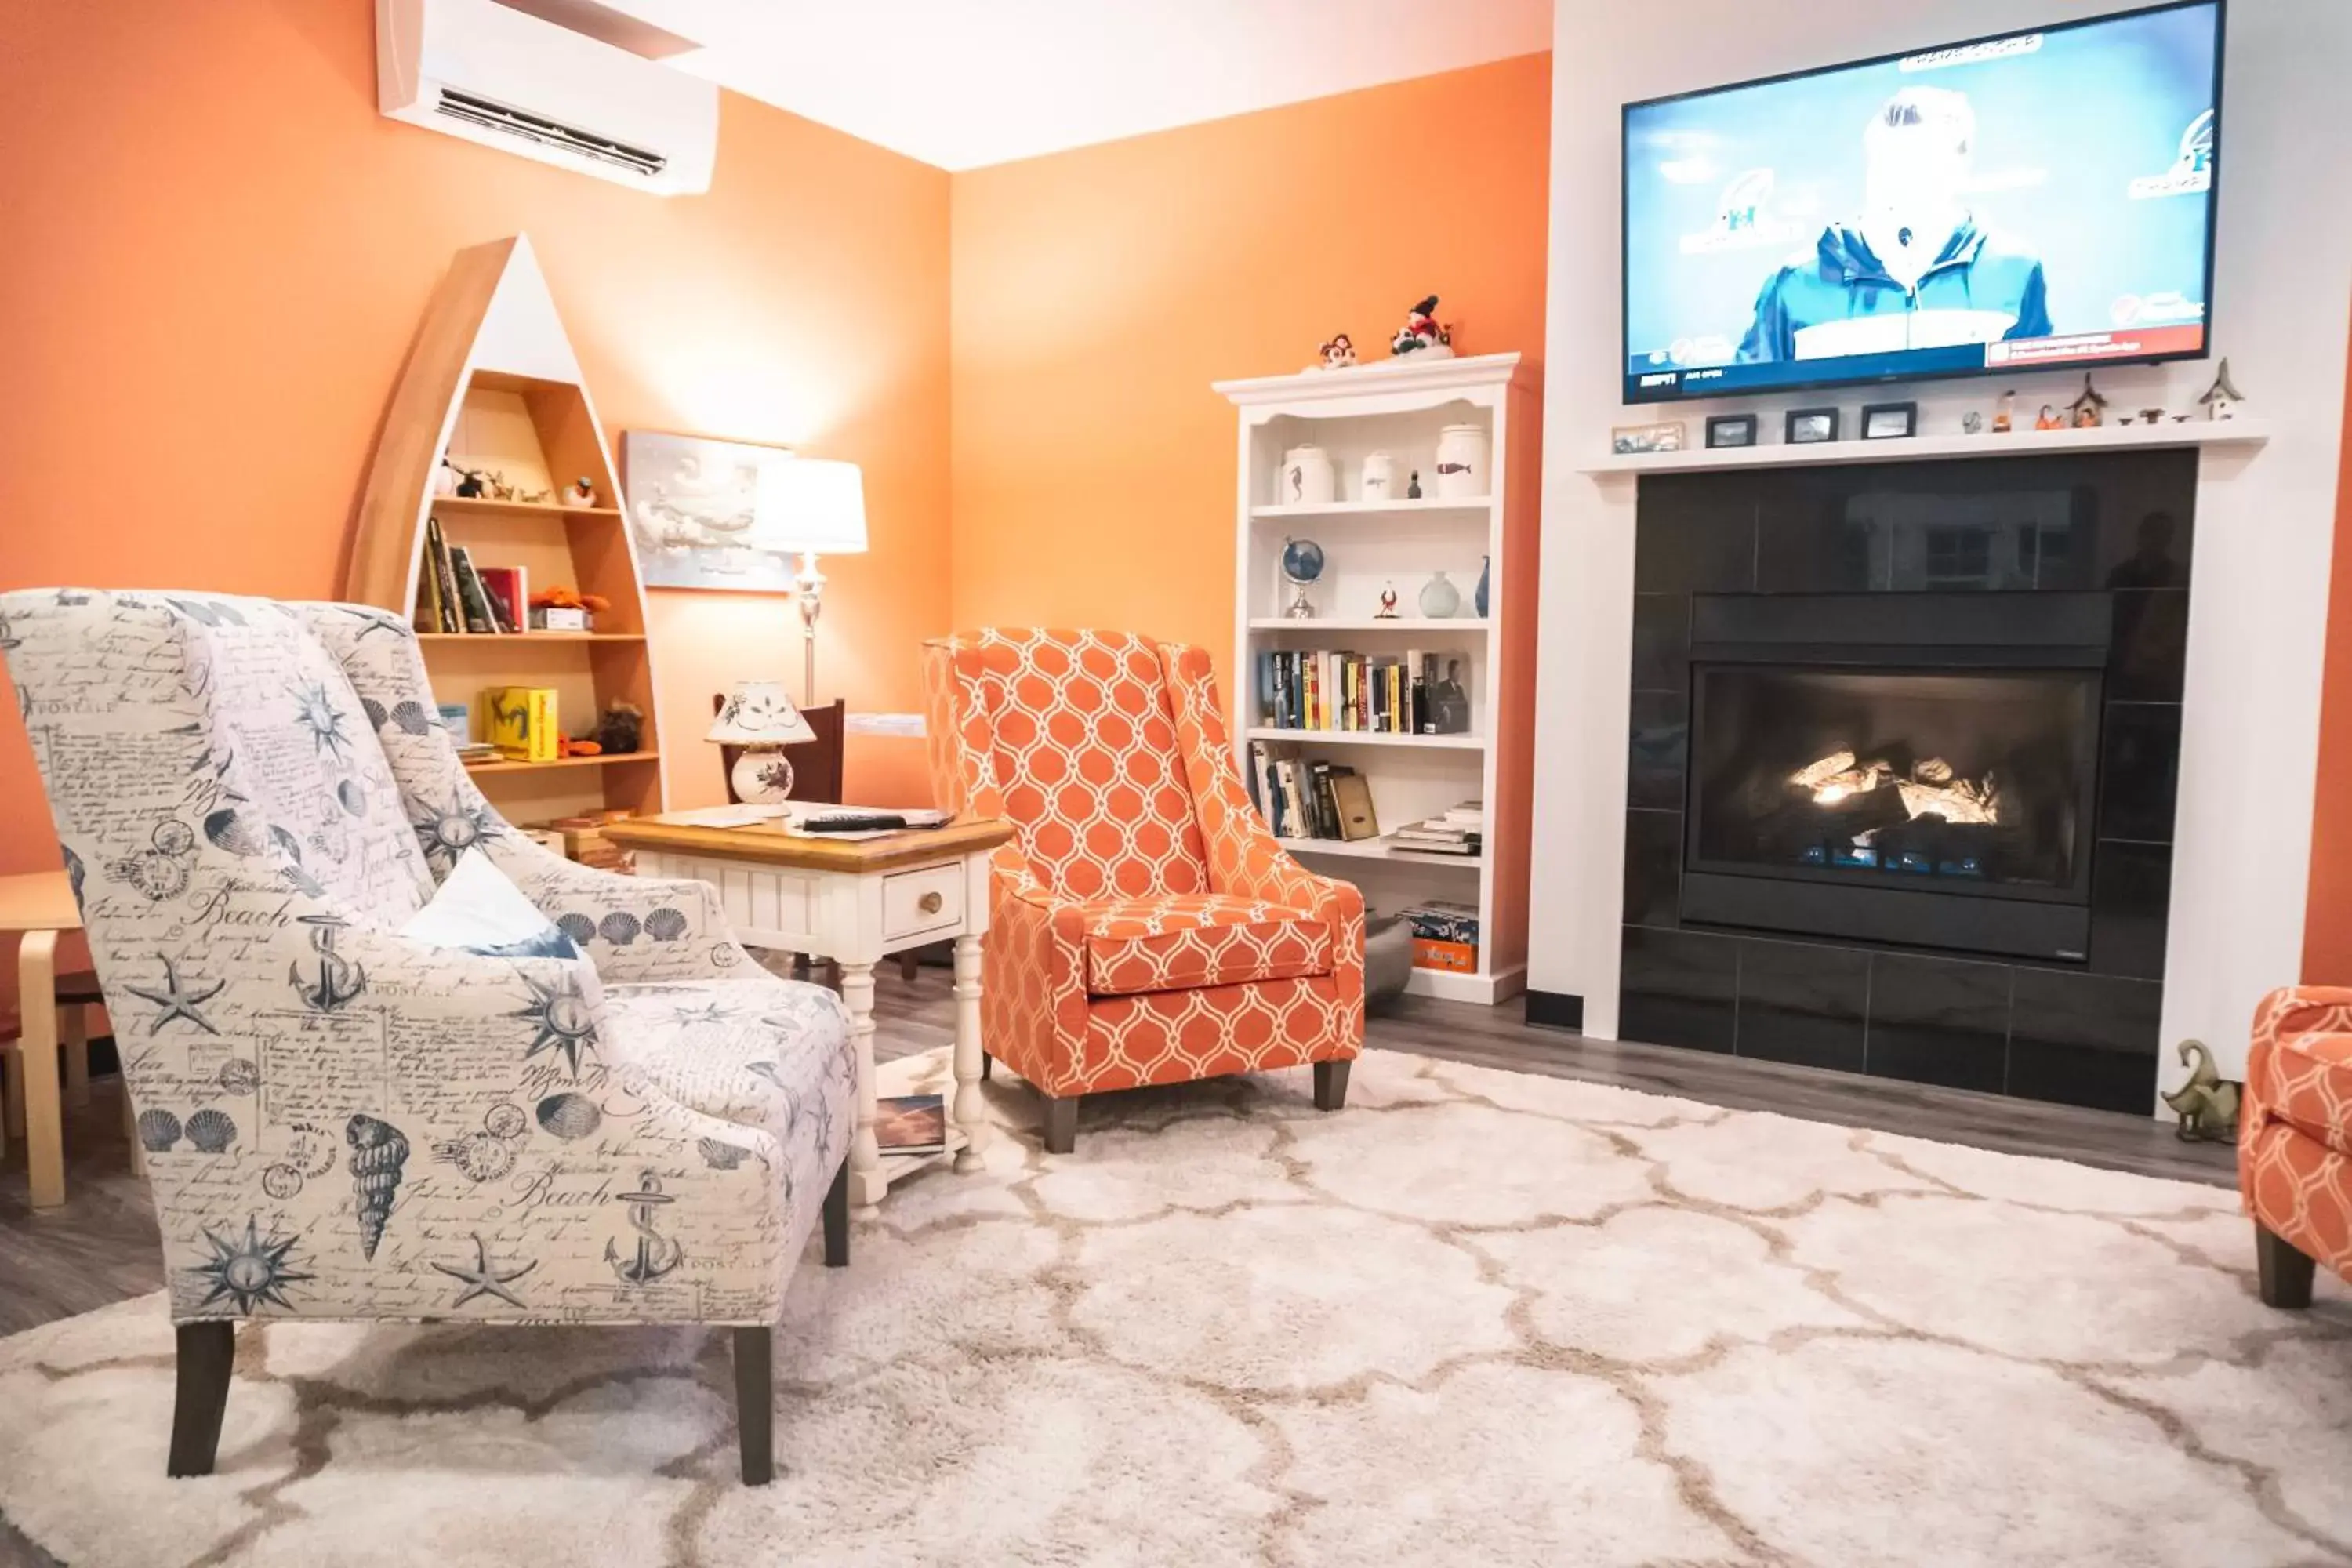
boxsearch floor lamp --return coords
[751,458,869,706]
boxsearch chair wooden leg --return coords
[166,1322,235,1478]
[123,1080,147,1178]
[1314,1059,1351,1112]
[62,1005,89,1110]
[2,1046,23,1141]
[732,1326,774,1486]
[898,951,920,983]
[1040,1093,1078,1155]
[822,1156,849,1268]
[2257,1223,2318,1309]
[981,1051,993,1082]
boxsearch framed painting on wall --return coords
[621,430,794,591]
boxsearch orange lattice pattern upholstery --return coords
[2241,986,2352,1283]
[923,630,1364,1100]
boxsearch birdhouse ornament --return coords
[2197,358,2245,420]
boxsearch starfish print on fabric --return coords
[289,681,352,759]
[431,1233,538,1309]
[670,999,746,1028]
[513,967,600,1079]
[123,953,226,1035]
[190,1217,313,1316]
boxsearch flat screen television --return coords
[1621,1,2223,405]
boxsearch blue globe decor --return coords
[1281,536,1325,619]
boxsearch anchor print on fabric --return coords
[605,1171,684,1284]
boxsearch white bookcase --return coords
[1214,351,1539,1004]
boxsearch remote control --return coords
[798,809,908,833]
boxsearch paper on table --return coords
[662,804,789,828]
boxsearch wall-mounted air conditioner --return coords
[376,0,717,195]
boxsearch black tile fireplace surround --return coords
[1571,450,2190,1115]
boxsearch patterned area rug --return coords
[2,1047,2348,1568]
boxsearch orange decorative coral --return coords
[528,585,611,615]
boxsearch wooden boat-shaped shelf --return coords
[346,234,668,819]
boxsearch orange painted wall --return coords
[948,53,1555,695]
[0,0,951,899]
[2304,300,2352,982]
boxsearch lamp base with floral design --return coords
[728,746,798,805]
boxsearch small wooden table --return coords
[600,812,1014,1218]
[2,870,81,1210]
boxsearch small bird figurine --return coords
[2161,1040,2240,1142]
[1375,583,1399,619]
[561,475,598,508]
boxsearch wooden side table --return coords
[2,870,82,1209]
[600,814,1015,1218]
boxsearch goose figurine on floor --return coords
[2162,1040,2240,1142]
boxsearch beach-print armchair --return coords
[0,590,854,1486]
[921,629,1363,1152]
[2241,985,2352,1308]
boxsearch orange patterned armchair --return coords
[2241,986,2352,1307]
[921,629,1364,1152]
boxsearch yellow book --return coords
[486,686,559,762]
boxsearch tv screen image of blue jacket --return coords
[1737,218,2052,362]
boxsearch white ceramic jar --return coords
[1360,451,1396,502]
[1278,445,1336,506]
[1433,423,1490,499]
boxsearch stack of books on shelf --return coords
[416,516,528,634]
[1391,800,1484,858]
[1247,742,1380,842]
[1400,898,1480,973]
[1256,647,1472,735]
[543,810,637,873]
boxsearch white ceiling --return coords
[597,0,1552,172]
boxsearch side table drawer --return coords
[883,864,964,942]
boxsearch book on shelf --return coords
[1392,799,1486,858]
[1254,646,1473,736]
[474,564,527,634]
[1400,898,1479,972]
[874,1094,948,1156]
[486,686,559,763]
[420,517,462,633]
[446,546,499,635]
[1246,739,1379,843]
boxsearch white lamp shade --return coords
[707,681,817,745]
[750,458,869,555]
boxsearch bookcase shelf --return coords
[1248,617,1489,633]
[1217,351,1538,1006]
[417,632,646,644]
[425,495,624,522]
[1250,498,1494,521]
[1244,726,1484,751]
[1290,836,1486,869]
[345,234,669,821]
[463,750,661,776]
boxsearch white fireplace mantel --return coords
[1577,418,2272,477]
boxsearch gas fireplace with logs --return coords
[1682,593,2108,960]
[1600,451,2193,1112]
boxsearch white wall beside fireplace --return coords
[1531,0,2352,1105]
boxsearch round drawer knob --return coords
[917,891,945,915]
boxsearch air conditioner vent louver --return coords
[434,87,667,176]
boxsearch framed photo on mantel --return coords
[621,430,795,592]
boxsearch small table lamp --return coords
[751,457,869,704]
[708,680,817,804]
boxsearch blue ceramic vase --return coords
[1474,555,1490,618]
